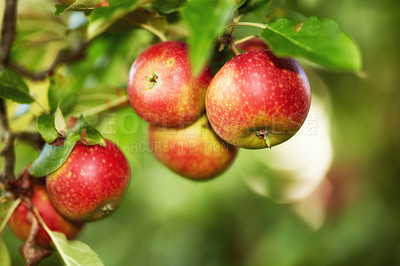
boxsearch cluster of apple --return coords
[127,40,311,180]
[8,140,131,248]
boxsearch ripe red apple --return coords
[127,41,212,127]
[46,139,130,222]
[237,37,269,52]
[206,50,311,149]
[149,115,238,180]
[8,185,84,248]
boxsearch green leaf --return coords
[55,4,69,16]
[239,0,271,16]
[55,106,67,138]
[29,132,81,177]
[0,198,20,235]
[37,215,104,266]
[0,68,34,103]
[54,0,102,16]
[181,0,236,75]
[30,114,105,176]
[37,114,59,143]
[154,0,186,14]
[76,115,106,146]
[260,17,362,70]
[87,0,140,40]
[0,239,11,266]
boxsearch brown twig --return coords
[13,132,45,151]
[0,99,15,183]
[0,0,19,183]
[0,0,18,65]
[20,210,53,266]
[8,43,87,81]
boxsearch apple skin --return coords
[206,49,311,149]
[46,139,130,222]
[8,185,84,248]
[237,37,269,52]
[149,115,238,180]
[127,41,212,127]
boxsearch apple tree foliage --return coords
[0,0,361,265]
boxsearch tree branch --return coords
[0,0,19,183]
[8,43,87,81]
[0,99,15,183]
[0,0,18,65]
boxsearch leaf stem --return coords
[228,22,267,30]
[138,23,167,42]
[81,95,129,117]
[234,35,256,45]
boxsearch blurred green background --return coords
[2,0,400,265]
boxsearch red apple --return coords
[237,37,269,52]
[8,185,84,248]
[127,41,212,127]
[149,115,238,180]
[46,139,130,222]
[206,49,311,149]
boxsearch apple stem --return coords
[145,69,159,90]
[264,134,272,149]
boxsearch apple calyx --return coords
[145,70,159,90]
[255,130,272,149]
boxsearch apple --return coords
[46,139,130,222]
[237,37,269,52]
[149,115,238,180]
[127,41,212,127]
[8,184,84,248]
[206,49,311,149]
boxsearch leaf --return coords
[113,7,167,34]
[87,0,140,40]
[239,0,271,17]
[76,115,106,146]
[0,198,20,235]
[55,106,67,138]
[30,114,105,177]
[260,17,362,70]
[154,0,186,14]
[37,114,59,144]
[0,239,11,266]
[54,0,102,16]
[29,132,81,177]
[34,208,104,266]
[181,0,236,75]
[0,68,34,103]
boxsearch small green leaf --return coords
[54,0,102,16]
[0,239,11,266]
[37,114,59,144]
[29,132,81,177]
[239,0,271,16]
[55,4,69,16]
[87,0,140,40]
[76,115,106,146]
[154,0,186,14]
[55,106,67,138]
[0,68,34,103]
[0,198,20,235]
[35,211,104,266]
[260,17,362,70]
[181,0,236,75]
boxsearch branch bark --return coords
[0,0,18,183]
[8,43,87,81]
[0,0,18,65]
